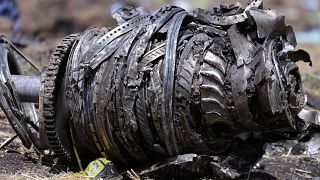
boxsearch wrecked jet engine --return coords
[0,0,319,178]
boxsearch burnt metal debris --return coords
[0,0,319,178]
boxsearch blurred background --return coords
[0,0,318,73]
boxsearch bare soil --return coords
[0,110,61,179]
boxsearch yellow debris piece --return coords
[73,158,118,178]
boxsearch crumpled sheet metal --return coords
[265,133,320,158]
[227,24,256,67]
[298,109,320,128]
[193,0,263,26]
[248,8,286,39]
[139,154,241,179]
[306,134,320,155]
[59,0,315,174]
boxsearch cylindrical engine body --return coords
[12,75,40,102]
[39,2,306,166]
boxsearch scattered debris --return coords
[73,158,120,179]
[0,135,17,150]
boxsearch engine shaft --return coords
[11,75,40,103]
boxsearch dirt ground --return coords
[0,113,56,179]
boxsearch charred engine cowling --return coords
[43,1,305,163]
[0,0,315,178]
